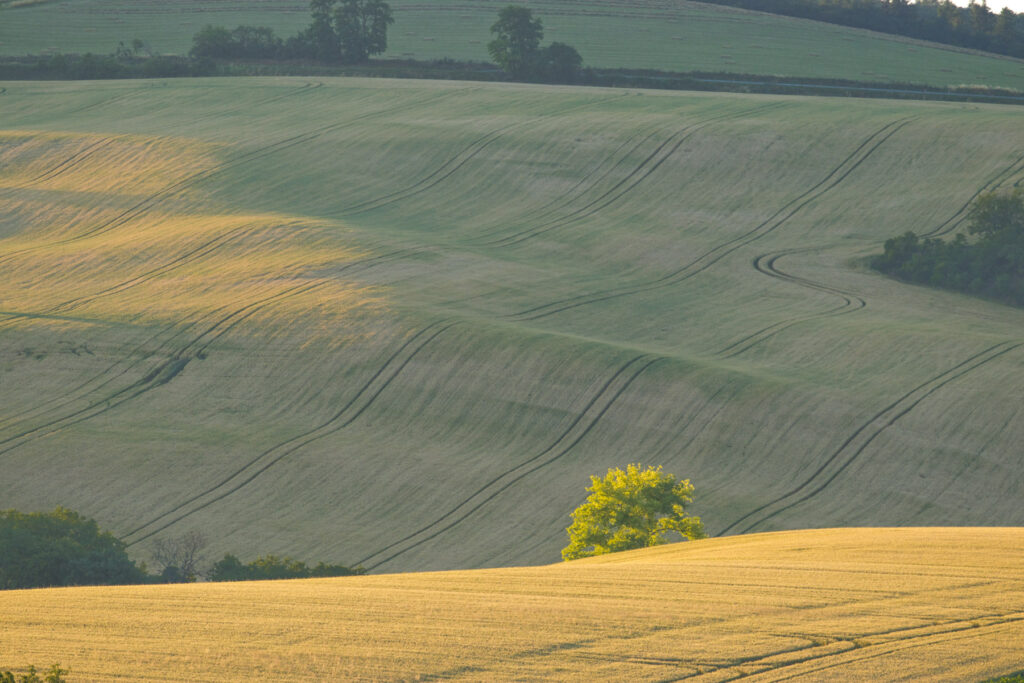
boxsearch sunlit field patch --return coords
[2,528,1023,681]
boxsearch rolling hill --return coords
[3,528,1024,680]
[1,77,1023,572]
[1,0,1023,90]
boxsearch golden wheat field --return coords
[2,528,1023,681]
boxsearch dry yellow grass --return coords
[2,527,1023,681]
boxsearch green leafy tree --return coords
[488,6,544,79]
[335,0,394,62]
[562,464,706,561]
[967,188,1024,241]
[538,41,582,82]
[307,0,393,63]
[0,508,145,589]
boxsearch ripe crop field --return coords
[2,77,1024,573]
[3,528,1024,681]
[2,0,1024,90]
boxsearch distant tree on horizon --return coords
[488,6,544,80]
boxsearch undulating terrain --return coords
[3,527,1024,681]
[2,0,1024,89]
[1,77,1023,572]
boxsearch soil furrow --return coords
[718,341,1021,536]
[364,357,662,570]
[354,353,652,567]
[123,320,458,546]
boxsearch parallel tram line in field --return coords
[0,279,329,458]
[0,87,469,269]
[358,355,663,570]
[476,102,791,249]
[506,117,913,321]
[121,318,460,545]
[0,245,410,443]
[716,248,866,359]
[719,148,1024,359]
[924,151,1024,238]
[717,340,1023,536]
[337,92,631,218]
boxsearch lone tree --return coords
[562,464,705,561]
[488,5,544,79]
[309,0,393,63]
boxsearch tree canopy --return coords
[488,6,544,79]
[872,189,1024,307]
[310,0,394,63]
[562,464,706,561]
[0,507,146,589]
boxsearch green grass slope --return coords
[1,77,1023,573]
[1,0,1023,90]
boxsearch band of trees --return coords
[873,189,1024,307]
[0,508,363,589]
[190,3,583,83]
[696,0,1023,58]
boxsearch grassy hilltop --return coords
[1,0,1023,90]
[3,528,1024,680]
[1,77,1023,572]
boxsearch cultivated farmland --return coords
[2,527,1024,680]
[1,78,1024,572]
[1,0,1024,90]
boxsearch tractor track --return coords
[0,88,466,269]
[717,340,1022,536]
[338,93,630,218]
[924,152,1024,238]
[717,248,866,358]
[122,319,459,546]
[0,280,327,459]
[477,102,789,249]
[719,147,1024,359]
[506,117,912,322]
[0,246,407,436]
[21,135,119,187]
[50,224,257,313]
[358,355,661,570]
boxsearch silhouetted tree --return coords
[489,6,544,79]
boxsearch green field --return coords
[3,528,1024,681]
[1,77,1024,572]
[1,0,1024,90]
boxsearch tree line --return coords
[872,189,1024,306]
[190,0,393,63]
[190,3,583,82]
[0,507,363,589]
[695,0,1023,59]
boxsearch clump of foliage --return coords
[190,25,286,60]
[193,0,393,64]
[695,0,1023,59]
[0,664,68,683]
[872,189,1024,307]
[0,508,146,589]
[488,6,583,82]
[207,553,365,581]
[983,674,1024,683]
[562,464,706,560]
[150,530,207,583]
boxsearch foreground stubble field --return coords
[2,78,1024,572]
[2,528,1024,681]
